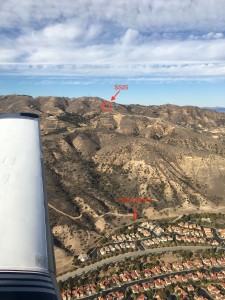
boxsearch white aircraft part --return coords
[0,116,48,272]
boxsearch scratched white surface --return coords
[0,117,48,272]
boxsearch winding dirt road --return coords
[48,203,83,220]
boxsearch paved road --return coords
[57,245,214,282]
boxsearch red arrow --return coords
[111,90,120,101]
[133,204,137,219]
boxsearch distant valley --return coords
[203,107,225,113]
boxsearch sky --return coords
[0,0,225,107]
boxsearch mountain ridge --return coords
[1,94,225,274]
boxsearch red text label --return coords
[114,85,128,90]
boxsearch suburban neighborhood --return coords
[59,213,225,299]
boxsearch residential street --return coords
[57,245,214,282]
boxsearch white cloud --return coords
[1,62,225,79]
[214,33,224,39]
[1,32,225,65]
[189,32,224,40]
[127,76,225,83]
[204,32,224,39]
[1,0,225,32]
[120,29,141,45]
[0,0,225,80]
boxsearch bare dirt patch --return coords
[160,252,180,264]
[95,218,106,232]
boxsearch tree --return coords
[102,263,108,272]
[58,280,63,290]
[68,277,73,293]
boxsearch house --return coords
[154,279,163,289]
[135,270,141,278]
[98,282,105,289]
[193,259,203,268]
[61,292,67,300]
[192,274,199,281]
[212,239,219,246]
[121,234,126,241]
[180,288,188,297]
[202,259,212,267]
[164,278,171,285]
[161,266,168,272]
[111,235,117,241]
[203,227,213,238]
[174,285,181,294]
[187,285,195,291]
[196,271,203,279]
[105,246,110,252]
[125,273,131,281]
[99,248,105,256]
[120,274,127,282]
[130,284,139,293]
[154,295,163,300]
[194,295,208,300]
[117,235,123,242]
[217,272,224,280]
[131,233,136,239]
[113,291,124,299]
[126,234,132,240]
[115,244,121,250]
[137,294,147,300]
[112,275,121,286]
[144,268,152,277]
[142,282,150,291]
[109,245,115,251]
[210,258,218,265]
[130,272,138,280]
[125,242,130,248]
[78,253,89,262]
[130,242,136,248]
[217,229,225,238]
